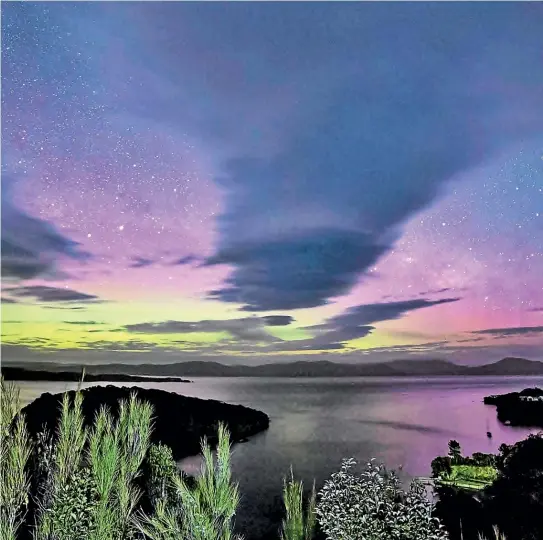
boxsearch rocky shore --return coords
[484,387,543,428]
[20,385,270,460]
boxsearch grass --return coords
[479,526,507,540]
[439,465,498,490]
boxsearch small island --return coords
[484,387,543,428]
[21,385,270,460]
[2,366,191,383]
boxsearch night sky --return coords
[2,2,542,366]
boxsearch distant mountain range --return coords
[3,357,543,380]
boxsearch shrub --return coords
[145,443,179,509]
[38,466,100,540]
[316,458,448,540]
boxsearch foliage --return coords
[471,453,496,468]
[495,444,513,474]
[28,386,154,540]
[31,428,57,531]
[280,469,316,540]
[1,377,23,435]
[0,377,32,540]
[431,456,452,479]
[114,393,154,538]
[37,466,100,540]
[447,440,462,464]
[316,458,449,540]
[484,433,543,540]
[134,422,242,540]
[144,443,179,509]
[54,391,87,488]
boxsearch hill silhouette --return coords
[4,357,543,380]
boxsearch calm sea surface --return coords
[16,376,543,539]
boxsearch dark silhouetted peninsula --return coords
[1,366,190,383]
[20,385,270,460]
[484,387,543,428]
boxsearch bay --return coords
[16,376,543,539]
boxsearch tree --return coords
[431,456,452,479]
[447,440,462,463]
[472,453,496,467]
[485,433,543,540]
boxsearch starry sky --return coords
[2,2,543,367]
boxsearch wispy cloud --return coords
[125,315,294,342]
[1,176,90,281]
[170,255,200,266]
[299,297,461,350]
[129,257,154,269]
[63,320,106,325]
[7,285,102,304]
[472,326,543,338]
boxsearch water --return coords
[16,376,543,539]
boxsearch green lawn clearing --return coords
[438,465,498,490]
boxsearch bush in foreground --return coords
[316,458,449,540]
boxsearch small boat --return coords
[486,431,492,438]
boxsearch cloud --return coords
[124,315,294,342]
[325,298,461,327]
[1,176,90,281]
[7,285,102,304]
[417,288,455,297]
[129,257,154,269]
[121,298,459,353]
[171,255,200,266]
[77,340,153,351]
[63,321,105,325]
[42,305,86,311]
[299,297,460,350]
[207,229,388,311]
[162,4,543,311]
[19,4,538,313]
[261,315,293,326]
[472,326,543,338]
